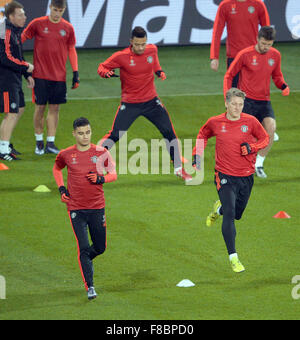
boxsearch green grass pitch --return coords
[0,44,300,320]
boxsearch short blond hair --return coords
[226,88,246,102]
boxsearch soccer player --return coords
[192,88,269,273]
[224,26,289,178]
[22,0,80,156]
[0,1,34,161]
[53,117,117,300]
[97,26,191,182]
[210,0,270,87]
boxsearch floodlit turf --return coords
[0,45,300,320]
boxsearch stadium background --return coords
[1,0,300,49]
[0,0,300,321]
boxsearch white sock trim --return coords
[255,154,265,168]
[0,140,10,154]
[35,133,43,141]
[229,253,238,261]
[47,136,55,143]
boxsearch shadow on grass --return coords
[0,288,87,318]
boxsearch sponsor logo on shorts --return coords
[221,179,227,185]
[156,99,162,106]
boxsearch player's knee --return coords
[164,130,176,141]
[79,247,90,259]
[263,119,276,137]
[94,245,106,256]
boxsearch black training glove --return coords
[72,71,80,89]
[192,154,201,170]
[59,186,70,203]
[240,143,252,156]
[105,70,119,78]
[155,70,166,80]
[86,172,105,185]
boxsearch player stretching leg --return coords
[97,26,191,182]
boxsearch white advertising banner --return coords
[1,0,299,49]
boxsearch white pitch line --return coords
[24,89,300,102]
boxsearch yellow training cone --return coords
[33,185,51,193]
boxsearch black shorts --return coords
[214,170,254,220]
[243,97,275,123]
[0,87,25,114]
[33,78,67,105]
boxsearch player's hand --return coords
[105,70,119,78]
[192,154,201,171]
[72,71,80,89]
[86,172,105,185]
[59,186,70,203]
[27,76,35,89]
[210,59,219,72]
[27,63,34,73]
[155,70,166,81]
[240,143,252,156]
[281,85,290,96]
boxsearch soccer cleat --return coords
[87,287,97,300]
[274,132,279,142]
[206,200,221,227]
[9,143,21,155]
[35,141,45,155]
[0,153,20,161]
[174,167,192,182]
[45,142,60,155]
[230,257,245,273]
[255,166,267,178]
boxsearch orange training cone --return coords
[0,163,9,171]
[273,211,291,219]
